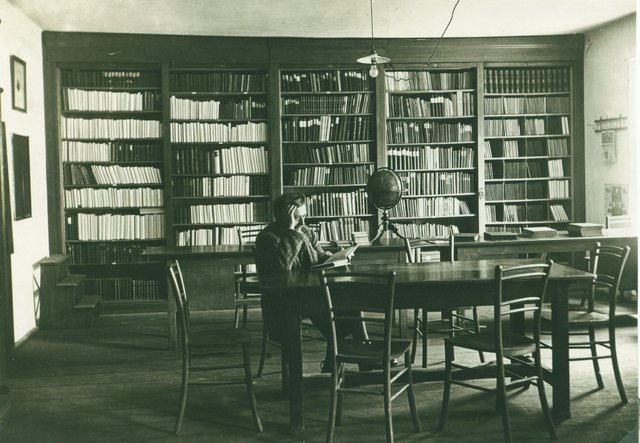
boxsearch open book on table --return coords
[310,245,358,270]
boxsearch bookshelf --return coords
[483,66,573,233]
[384,67,478,238]
[60,67,166,305]
[168,69,270,246]
[279,68,376,241]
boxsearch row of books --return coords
[86,278,163,302]
[502,203,548,222]
[281,71,373,93]
[286,165,372,186]
[169,72,266,93]
[172,175,269,197]
[283,143,371,163]
[485,117,570,136]
[282,94,372,114]
[484,138,568,158]
[305,190,369,217]
[385,71,474,92]
[485,180,569,201]
[174,202,269,224]
[175,225,267,246]
[400,171,474,195]
[316,219,372,243]
[63,164,162,185]
[547,159,566,178]
[170,121,267,143]
[387,146,475,170]
[62,141,162,162]
[550,204,570,221]
[66,243,147,264]
[549,179,570,199]
[390,197,471,218]
[65,188,164,208]
[169,96,267,120]
[172,146,269,174]
[61,117,162,139]
[386,121,474,144]
[61,70,160,88]
[66,212,165,240]
[387,92,475,118]
[62,89,161,112]
[396,222,452,239]
[282,116,372,142]
[484,96,570,115]
[484,68,570,94]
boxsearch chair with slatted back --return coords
[236,225,270,377]
[168,260,263,435]
[543,242,630,403]
[404,235,484,368]
[318,269,421,443]
[438,260,555,443]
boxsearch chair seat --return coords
[445,331,536,357]
[190,327,252,349]
[541,309,610,326]
[239,277,260,293]
[337,338,412,365]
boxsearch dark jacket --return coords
[255,222,330,274]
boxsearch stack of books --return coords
[567,223,604,237]
[484,231,518,240]
[351,231,370,245]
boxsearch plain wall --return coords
[583,14,637,227]
[0,0,49,343]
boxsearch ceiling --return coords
[6,0,637,39]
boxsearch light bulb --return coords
[369,63,379,78]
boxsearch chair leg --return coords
[383,365,394,443]
[496,357,512,443]
[410,309,420,364]
[242,302,249,327]
[174,349,189,434]
[242,342,263,433]
[587,327,604,389]
[438,341,453,431]
[421,312,428,368]
[472,306,485,363]
[405,351,422,432]
[326,364,340,443]
[534,350,557,439]
[234,303,241,328]
[609,324,628,403]
[256,322,269,378]
[336,365,344,426]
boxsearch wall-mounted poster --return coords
[601,130,616,162]
[10,56,27,113]
[12,134,31,220]
[604,183,628,217]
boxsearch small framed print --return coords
[10,56,27,113]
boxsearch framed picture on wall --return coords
[10,56,27,113]
[12,134,31,220]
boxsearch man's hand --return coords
[287,204,298,230]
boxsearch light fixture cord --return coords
[385,0,461,80]
[369,0,376,49]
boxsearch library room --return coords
[0,0,638,441]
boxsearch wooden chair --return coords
[236,226,270,377]
[404,236,484,368]
[543,242,630,403]
[438,260,556,443]
[168,260,263,435]
[318,269,421,443]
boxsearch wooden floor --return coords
[0,295,637,443]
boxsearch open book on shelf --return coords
[310,245,358,270]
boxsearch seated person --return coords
[254,192,365,372]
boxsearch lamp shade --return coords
[357,49,391,65]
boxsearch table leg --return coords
[551,282,571,420]
[286,296,304,435]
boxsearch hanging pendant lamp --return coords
[356,0,390,78]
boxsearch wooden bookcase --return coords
[59,67,166,306]
[167,68,270,246]
[43,33,585,309]
[279,68,376,241]
[482,65,573,232]
[384,65,478,238]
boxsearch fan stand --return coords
[371,208,406,245]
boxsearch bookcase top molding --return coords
[43,32,584,65]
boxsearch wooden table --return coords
[258,259,595,435]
